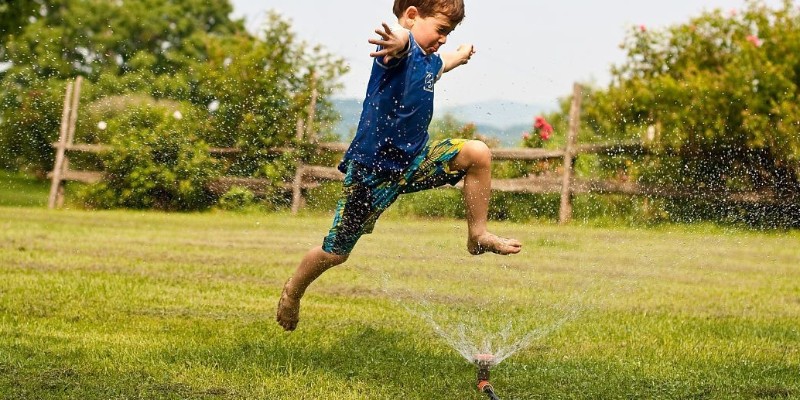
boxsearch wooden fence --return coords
[49,81,786,223]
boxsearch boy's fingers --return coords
[374,29,389,39]
[373,23,392,39]
[369,22,402,59]
[369,42,389,51]
[370,48,389,58]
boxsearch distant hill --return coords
[331,98,556,147]
[471,123,531,147]
[438,100,554,129]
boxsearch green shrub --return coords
[304,181,343,213]
[393,188,465,219]
[216,186,256,211]
[254,170,800,228]
[81,105,219,211]
[661,198,800,229]
[489,192,560,222]
[395,190,560,223]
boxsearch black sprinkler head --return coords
[473,353,501,399]
[473,353,497,381]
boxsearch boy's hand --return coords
[369,22,409,63]
[442,44,476,73]
[456,44,476,64]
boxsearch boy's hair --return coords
[393,0,465,25]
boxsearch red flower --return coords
[533,116,553,141]
[540,129,551,141]
[746,35,762,47]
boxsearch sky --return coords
[230,0,785,109]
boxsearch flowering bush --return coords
[521,116,554,148]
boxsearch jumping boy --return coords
[277,0,522,331]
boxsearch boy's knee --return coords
[462,140,491,167]
[450,140,491,172]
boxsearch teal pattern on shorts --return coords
[322,138,468,255]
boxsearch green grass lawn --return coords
[0,170,51,207]
[1,172,799,398]
[1,203,799,399]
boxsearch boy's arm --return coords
[441,44,476,73]
[369,22,410,64]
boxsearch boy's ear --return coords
[404,6,419,21]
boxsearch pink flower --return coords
[522,132,530,140]
[746,35,762,47]
[639,24,647,32]
[540,130,551,141]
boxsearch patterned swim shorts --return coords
[322,138,469,255]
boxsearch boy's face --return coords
[408,13,456,54]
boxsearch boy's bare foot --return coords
[276,280,300,331]
[468,233,522,255]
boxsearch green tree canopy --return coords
[0,0,38,53]
[0,0,346,193]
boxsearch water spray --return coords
[473,354,501,400]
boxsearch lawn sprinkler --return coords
[473,353,501,400]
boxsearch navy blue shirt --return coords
[339,32,444,175]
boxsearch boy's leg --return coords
[448,140,522,255]
[276,246,348,331]
[277,161,393,331]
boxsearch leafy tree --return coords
[0,0,346,211]
[0,0,39,55]
[0,0,243,172]
[576,0,799,198]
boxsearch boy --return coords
[277,0,521,331]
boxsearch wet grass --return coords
[1,203,799,399]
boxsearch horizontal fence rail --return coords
[49,81,788,221]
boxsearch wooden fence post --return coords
[290,116,306,214]
[59,76,83,208]
[559,83,583,225]
[48,81,75,209]
[48,77,83,209]
[291,75,318,214]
